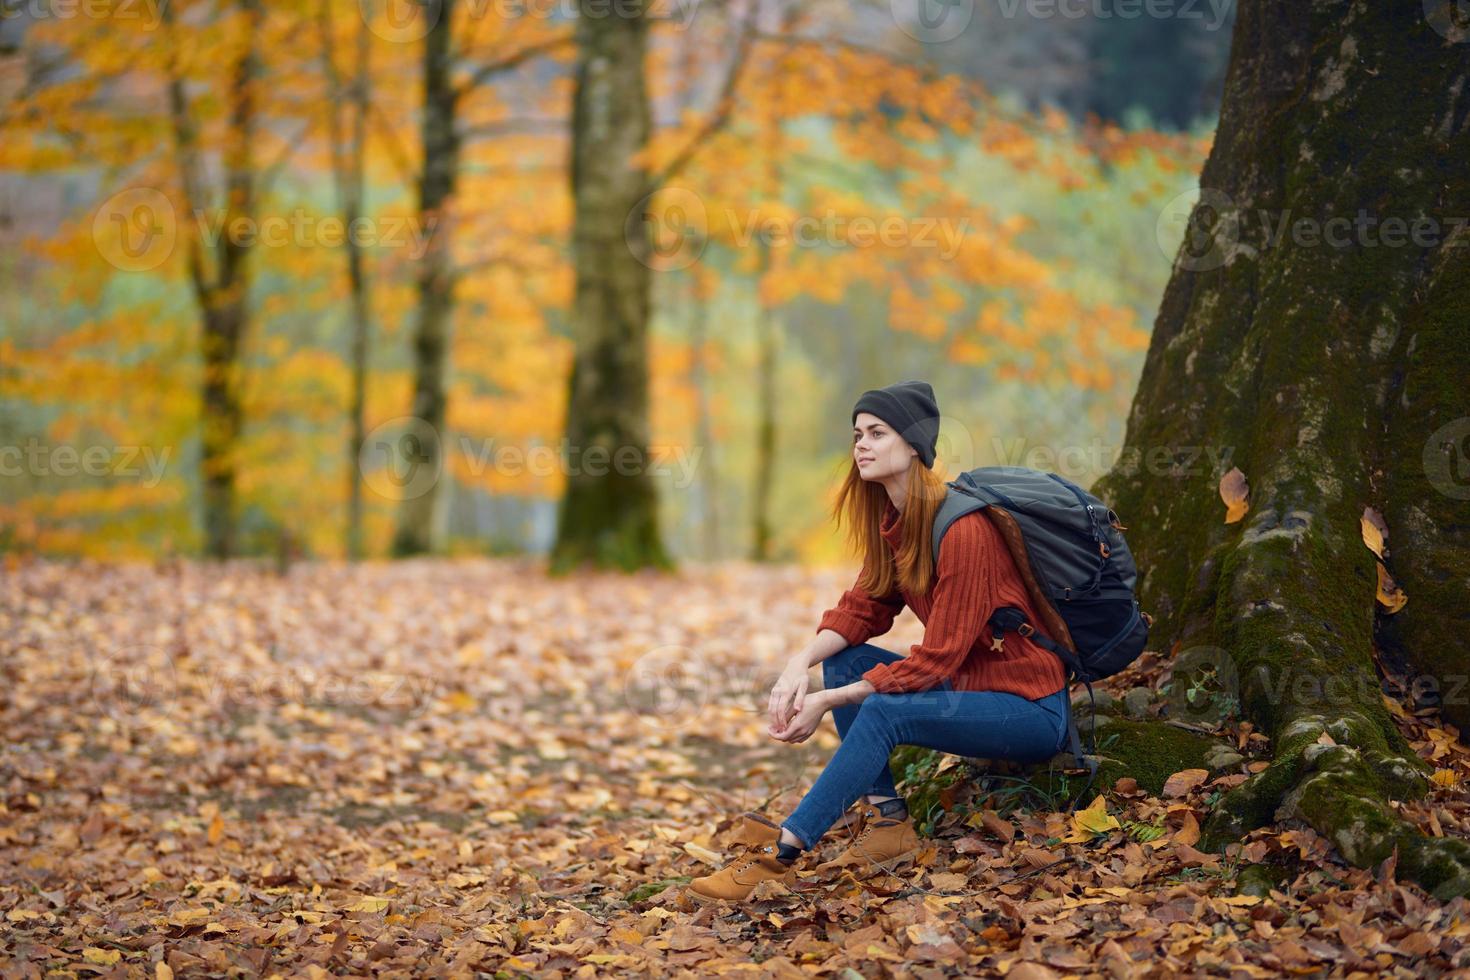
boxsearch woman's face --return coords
[853,412,915,480]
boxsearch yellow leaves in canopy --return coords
[1041,105,1071,134]
[890,281,963,341]
[947,338,990,365]
[242,348,351,423]
[1,483,182,524]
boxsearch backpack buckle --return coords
[1017,623,1034,637]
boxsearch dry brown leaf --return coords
[1219,466,1250,523]
[981,809,1015,840]
[1376,563,1408,613]
[1361,506,1389,558]
[1172,810,1201,846]
[1161,768,1211,798]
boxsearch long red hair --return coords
[829,455,950,598]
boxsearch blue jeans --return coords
[780,642,1071,850]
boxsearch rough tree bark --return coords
[1091,0,1470,898]
[549,0,673,573]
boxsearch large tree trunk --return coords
[1092,0,1470,898]
[549,0,671,574]
[392,0,458,557]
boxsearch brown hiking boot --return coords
[719,811,783,849]
[686,841,797,903]
[814,800,920,873]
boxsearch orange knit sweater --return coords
[816,498,1067,699]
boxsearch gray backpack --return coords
[931,466,1154,810]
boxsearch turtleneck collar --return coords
[879,498,902,546]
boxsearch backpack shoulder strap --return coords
[930,485,988,567]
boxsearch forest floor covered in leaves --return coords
[3,557,1470,978]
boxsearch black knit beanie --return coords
[851,380,940,468]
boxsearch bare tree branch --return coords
[458,116,566,141]
[453,35,574,103]
[646,5,758,190]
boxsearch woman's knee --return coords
[850,693,897,730]
[822,643,867,686]
[826,642,898,681]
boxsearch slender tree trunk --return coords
[749,82,786,563]
[688,280,720,562]
[1093,0,1470,898]
[549,0,671,573]
[319,0,374,561]
[165,0,260,560]
[750,243,778,562]
[392,0,458,557]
